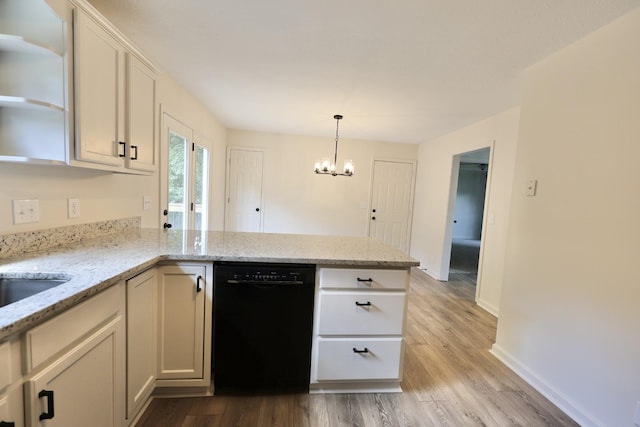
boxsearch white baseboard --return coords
[490,344,605,427]
[476,298,499,317]
[420,268,445,281]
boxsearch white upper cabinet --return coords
[74,7,124,167]
[0,0,69,164]
[125,53,157,172]
[72,2,158,173]
[0,0,158,172]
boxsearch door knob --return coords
[371,216,376,220]
[256,208,260,212]
[163,223,172,229]
[372,209,376,212]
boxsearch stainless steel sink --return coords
[0,277,69,308]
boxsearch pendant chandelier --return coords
[314,114,354,176]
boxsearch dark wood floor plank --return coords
[135,268,579,427]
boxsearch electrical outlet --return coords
[12,199,40,224]
[143,196,152,210]
[634,401,640,426]
[68,198,80,218]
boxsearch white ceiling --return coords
[86,0,639,144]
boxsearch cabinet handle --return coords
[355,301,372,307]
[130,145,138,160]
[38,389,55,420]
[353,347,369,354]
[356,277,373,283]
[118,141,126,158]
[0,421,16,427]
[196,275,203,292]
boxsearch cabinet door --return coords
[74,8,125,167]
[126,269,157,420]
[24,316,125,427]
[157,264,206,380]
[125,53,157,172]
[0,391,22,427]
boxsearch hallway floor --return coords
[450,238,481,285]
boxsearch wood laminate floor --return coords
[135,268,577,427]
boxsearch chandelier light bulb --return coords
[343,160,354,175]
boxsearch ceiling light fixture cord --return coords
[333,114,341,170]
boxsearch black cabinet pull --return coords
[353,347,369,354]
[355,301,372,307]
[38,389,55,420]
[130,145,138,160]
[0,421,16,427]
[356,277,373,283]
[196,275,203,292]
[118,141,126,158]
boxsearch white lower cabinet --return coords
[311,266,409,393]
[156,263,212,388]
[0,394,13,426]
[0,338,23,427]
[126,268,157,421]
[23,283,126,427]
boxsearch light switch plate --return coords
[68,198,80,218]
[143,196,152,210]
[526,179,537,196]
[12,199,40,224]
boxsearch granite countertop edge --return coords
[0,229,419,340]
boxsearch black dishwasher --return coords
[213,262,315,394]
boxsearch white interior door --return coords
[369,160,416,252]
[225,148,264,232]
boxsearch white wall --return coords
[410,107,519,315]
[492,9,640,427]
[0,73,225,235]
[227,129,418,236]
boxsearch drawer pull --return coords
[38,389,55,420]
[353,347,369,354]
[355,301,372,307]
[356,277,373,283]
[0,421,16,427]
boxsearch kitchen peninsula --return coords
[0,218,418,426]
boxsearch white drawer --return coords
[315,337,403,381]
[317,291,406,335]
[24,282,125,372]
[318,268,408,290]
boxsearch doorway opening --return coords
[447,148,490,286]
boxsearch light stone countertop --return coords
[0,229,418,340]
